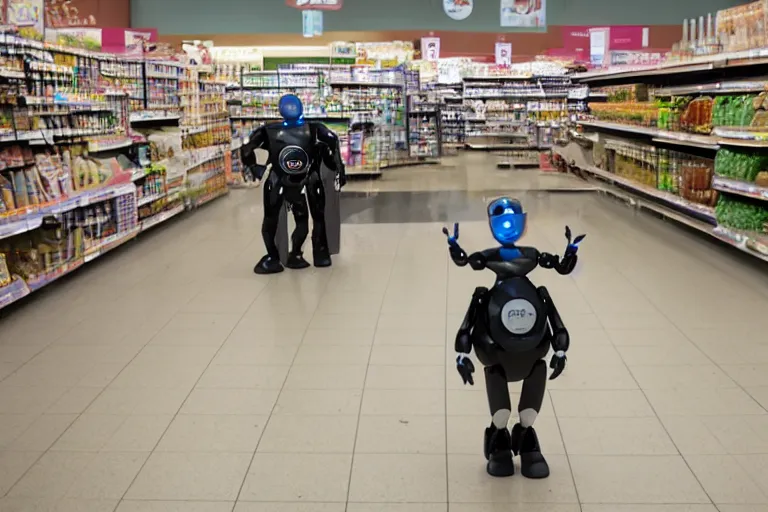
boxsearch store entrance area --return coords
[1,156,768,511]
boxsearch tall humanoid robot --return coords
[443,197,584,479]
[241,94,346,274]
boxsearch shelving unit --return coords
[558,43,768,263]
[0,32,233,310]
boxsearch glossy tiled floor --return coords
[1,155,768,512]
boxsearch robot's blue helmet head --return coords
[487,197,526,246]
[279,94,303,122]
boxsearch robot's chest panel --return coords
[278,145,311,175]
[269,125,315,175]
[486,277,547,352]
[500,298,538,335]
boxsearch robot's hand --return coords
[245,164,267,184]
[456,354,475,386]
[549,351,567,380]
[564,226,586,257]
[442,223,460,247]
[337,171,347,189]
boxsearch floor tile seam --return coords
[554,268,633,507]
[233,268,335,504]
[573,276,719,507]
[344,246,399,512]
[116,274,271,510]
[582,238,768,416]
[0,302,191,501]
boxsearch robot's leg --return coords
[285,196,311,270]
[255,173,285,275]
[306,172,331,267]
[511,359,550,479]
[484,365,515,477]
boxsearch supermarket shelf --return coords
[573,48,768,85]
[554,145,767,262]
[140,204,185,231]
[467,133,531,138]
[328,81,404,88]
[130,113,181,123]
[466,144,536,150]
[712,176,768,201]
[137,193,167,207]
[578,120,720,150]
[553,146,716,223]
[0,183,136,242]
[654,80,768,97]
[88,138,134,153]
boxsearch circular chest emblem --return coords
[278,145,310,175]
[500,298,537,335]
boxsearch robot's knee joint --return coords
[473,286,488,301]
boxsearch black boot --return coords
[484,425,514,477]
[313,251,332,268]
[511,423,549,479]
[254,255,284,275]
[285,252,310,269]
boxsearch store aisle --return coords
[1,163,768,512]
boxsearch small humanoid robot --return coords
[443,197,584,479]
[241,94,346,274]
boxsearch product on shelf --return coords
[715,195,768,231]
[715,148,768,182]
[0,31,232,310]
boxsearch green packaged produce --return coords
[715,195,768,231]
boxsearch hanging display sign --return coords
[7,0,44,40]
[495,42,512,65]
[355,41,414,67]
[300,10,323,37]
[500,0,545,28]
[421,37,440,61]
[286,0,341,10]
[589,27,609,67]
[125,30,152,56]
[47,27,102,50]
[443,0,472,20]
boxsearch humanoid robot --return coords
[443,197,584,479]
[241,94,346,274]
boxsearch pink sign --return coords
[562,25,647,56]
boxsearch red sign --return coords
[285,0,342,10]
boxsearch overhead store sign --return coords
[443,0,472,20]
[286,0,342,10]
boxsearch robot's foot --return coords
[484,426,515,477]
[511,423,550,479]
[254,255,284,275]
[286,252,311,270]
[313,252,332,268]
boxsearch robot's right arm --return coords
[443,223,487,270]
[240,126,269,181]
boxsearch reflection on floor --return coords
[0,157,767,511]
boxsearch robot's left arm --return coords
[538,286,569,380]
[538,226,586,275]
[316,123,347,188]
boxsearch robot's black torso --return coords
[471,246,550,358]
